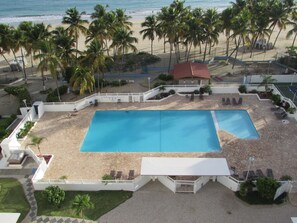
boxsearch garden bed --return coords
[34,190,133,220]
[235,191,287,205]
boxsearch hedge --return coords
[4,86,32,106]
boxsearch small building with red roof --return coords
[171,62,210,85]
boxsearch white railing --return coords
[246,74,297,84]
[157,176,176,193]
[217,176,240,191]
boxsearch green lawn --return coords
[0,178,30,223]
[35,190,133,220]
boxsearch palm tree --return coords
[111,28,138,68]
[258,75,277,93]
[18,21,34,68]
[82,39,110,91]
[114,8,132,30]
[52,26,76,68]
[72,194,94,218]
[62,7,88,59]
[221,7,234,56]
[267,1,290,48]
[202,8,221,62]
[0,24,13,67]
[70,66,95,95]
[35,40,63,97]
[287,12,297,47]
[140,15,158,54]
[26,134,46,155]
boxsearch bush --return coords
[238,85,247,93]
[63,67,75,83]
[40,88,52,94]
[43,186,65,208]
[16,121,34,139]
[256,177,280,200]
[271,94,281,105]
[46,85,68,102]
[239,182,248,197]
[158,74,173,81]
[199,87,205,95]
[169,89,175,95]
[110,80,120,87]
[193,90,199,95]
[287,107,296,114]
[203,85,211,93]
[280,175,293,181]
[4,86,31,106]
[102,174,114,181]
[120,80,128,85]
[153,81,166,88]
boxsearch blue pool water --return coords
[80,110,259,152]
[215,110,259,139]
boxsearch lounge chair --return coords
[226,98,231,105]
[222,98,226,105]
[232,98,237,105]
[116,171,122,179]
[190,93,194,102]
[94,99,98,107]
[110,170,116,179]
[275,111,287,119]
[266,168,274,178]
[237,97,243,105]
[128,170,135,180]
[256,169,265,178]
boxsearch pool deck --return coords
[24,94,297,180]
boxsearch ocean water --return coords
[0,0,230,24]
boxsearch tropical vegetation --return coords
[0,0,296,100]
[35,190,133,220]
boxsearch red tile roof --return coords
[172,62,210,80]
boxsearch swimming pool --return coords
[80,110,259,152]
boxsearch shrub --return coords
[120,80,128,85]
[153,81,166,88]
[287,107,296,114]
[193,90,199,95]
[4,86,32,106]
[40,88,52,94]
[102,174,114,181]
[203,85,212,93]
[110,80,120,87]
[63,66,75,83]
[256,177,280,200]
[271,94,281,105]
[46,85,68,102]
[16,121,34,139]
[43,186,65,208]
[280,175,293,181]
[169,89,175,95]
[199,87,205,95]
[238,85,247,93]
[239,182,248,197]
[158,74,173,81]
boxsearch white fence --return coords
[217,176,240,192]
[157,176,176,193]
[194,176,211,193]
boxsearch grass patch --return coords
[0,178,30,223]
[35,190,133,220]
[235,191,287,205]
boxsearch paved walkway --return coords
[100,181,297,223]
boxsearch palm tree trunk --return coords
[273,27,282,48]
[250,34,259,58]
[20,48,27,84]
[75,33,78,59]
[187,42,193,62]
[208,41,212,55]
[163,38,166,53]
[1,53,11,69]
[55,77,61,102]
[199,44,202,54]
[233,37,241,69]
[267,23,276,48]
[121,48,125,71]
[203,42,208,62]
[151,39,153,55]
[41,70,45,90]
[226,31,230,56]
[167,43,172,73]
[105,39,110,56]
[292,33,297,47]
